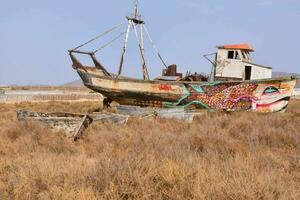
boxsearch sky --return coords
[0,0,300,86]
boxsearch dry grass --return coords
[0,100,300,199]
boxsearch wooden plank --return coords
[73,115,93,141]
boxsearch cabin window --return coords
[235,51,240,59]
[242,52,247,59]
[228,51,241,60]
[246,52,252,60]
[228,51,234,59]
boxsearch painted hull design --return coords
[76,68,297,113]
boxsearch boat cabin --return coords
[214,44,272,81]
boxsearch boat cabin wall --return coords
[249,64,272,80]
[215,61,272,81]
[215,60,244,80]
[216,49,252,63]
[215,49,272,81]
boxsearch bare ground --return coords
[0,100,300,199]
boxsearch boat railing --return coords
[68,50,111,77]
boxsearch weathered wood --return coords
[116,105,155,117]
[17,110,89,137]
[73,115,93,141]
[90,113,129,124]
[74,67,297,113]
[116,105,203,122]
[16,110,129,140]
[155,108,197,122]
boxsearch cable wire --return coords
[72,21,125,51]
[144,25,168,68]
[93,32,126,54]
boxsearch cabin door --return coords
[245,66,252,80]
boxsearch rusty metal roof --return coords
[217,44,254,51]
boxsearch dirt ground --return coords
[0,100,300,199]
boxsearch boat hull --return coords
[77,69,297,113]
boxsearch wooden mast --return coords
[136,0,149,80]
[118,21,131,77]
[118,0,149,80]
[134,0,138,18]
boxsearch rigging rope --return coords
[72,21,125,51]
[93,32,126,54]
[144,25,168,69]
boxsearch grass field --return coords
[0,100,300,199]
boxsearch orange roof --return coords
[217,44,254,51]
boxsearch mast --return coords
[136,0,148,80]
[118,0,149,80]
[134,0,138,18]
[140,20,149,80]
[133,0,149,80]
[118,21,131,76]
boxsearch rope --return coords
[93,32,126,54]
[72,21,125,51]
[144,25,168,69]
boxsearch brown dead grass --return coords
[0,100,300,199]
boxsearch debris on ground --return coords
[17,110,129,140]
[116,105,204,122]
[16,106,205,140]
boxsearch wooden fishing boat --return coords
[68,1,297,113]
[17,110,129,140]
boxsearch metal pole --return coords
[134,0,139,18]
[140,24,145,61]
[133,24,149,80]
[140,23,149,80]
[203,53,217,82]
[118,20,132,77]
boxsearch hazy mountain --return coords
[62,80,84,87]
[272,72,300,78]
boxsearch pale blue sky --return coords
[0,0,299,85]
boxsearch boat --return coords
[17,110,129,140]
[68,0,297,113]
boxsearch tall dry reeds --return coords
[0,100,300,199]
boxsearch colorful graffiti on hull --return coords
[163,81,290,112]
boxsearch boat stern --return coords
[252,77,297,112]
[68,50,112,89]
